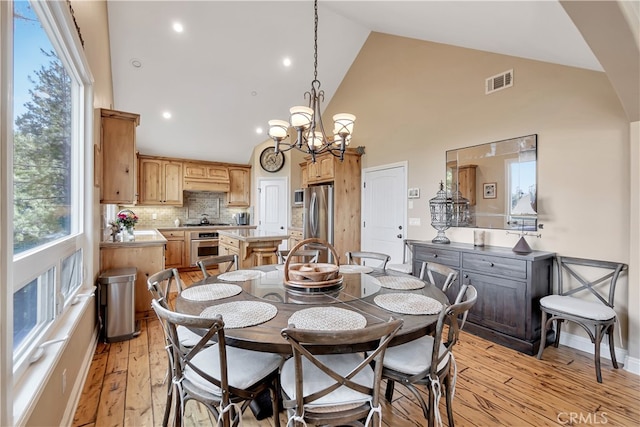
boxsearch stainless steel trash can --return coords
[98,267,139,342]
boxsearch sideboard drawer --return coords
[414,246,460,267]
[462,253,527,279]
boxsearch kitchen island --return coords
[99,229,167,316]
[218,229,290,268]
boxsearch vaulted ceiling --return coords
[106,1,617,165]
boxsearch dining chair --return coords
[345,251,391,269]
[276,249,320,264]
[537,256,627,383]
[151,299,283,427]
[280,318,403,427]
[419,261,458,293]
[387,239,416,274]
[147,268,210,426]
[197,254,239,279]
[379,284,478,427]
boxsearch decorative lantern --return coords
[429,181,452,244]
[450,184,470,227]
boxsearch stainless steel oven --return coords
[189,231,219,266]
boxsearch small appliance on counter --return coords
[236,212,249,225]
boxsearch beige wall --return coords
[325,32,635,354]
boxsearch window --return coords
[8,0,91,380]
[507,159,537,230]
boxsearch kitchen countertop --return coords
[156,225,257,232]
[100,229,167,248]
[217,228,290,242]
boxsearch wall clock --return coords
[259,147,285,173]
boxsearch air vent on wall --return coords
[485,69,513,94]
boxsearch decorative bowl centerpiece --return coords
[284,238,343,290]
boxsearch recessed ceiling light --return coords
[283,57,292,67]
[256,127,263,134]
[251,91,257,97]
[130,58,142,68]
[162,111,172,119]
[173,22,184,33]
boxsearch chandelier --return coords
[267,0,355,163]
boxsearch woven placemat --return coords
[180,284,242,301]
[374,293,443,315]
[339,265,374,274]
[217,270,264,281]
[200,301,277,329]
[377,276,425,290]
[287,307,367,331]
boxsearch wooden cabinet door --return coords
[300,163,308,188]
[138,157,163,204]
[307,154,335,184]
[100,110,139,203]
[139,157,183,205]
[163,161,183,205]
[458,164,477,205]
[164,240,184,268]
[227,167,251,207]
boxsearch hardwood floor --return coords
[73,269,640,426]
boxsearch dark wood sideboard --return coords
[411,241,554,355]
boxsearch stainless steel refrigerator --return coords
[303,185,334,261]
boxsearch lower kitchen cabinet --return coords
[412,241,554,355]
[100,244,165,316]
[288,228,303,250]
[160,230,186,268]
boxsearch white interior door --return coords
[258,177,288,250]
[361,163,407,264]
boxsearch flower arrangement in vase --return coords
[115,209,138,241]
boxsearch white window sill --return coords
[12,286,96,426]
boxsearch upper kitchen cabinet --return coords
[138,155,183,206]
[306,154,335,184]
[227,166,251,207]
[100,109,140,204]
[183,162,230,192]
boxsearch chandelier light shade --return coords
[429,181,452,244]
[267,0,355,162]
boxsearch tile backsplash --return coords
[105,191,250,228]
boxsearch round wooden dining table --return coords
[175,265,450,354]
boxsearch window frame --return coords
[1,1,94,423]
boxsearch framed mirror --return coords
[446,134,537,230]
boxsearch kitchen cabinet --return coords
[160,230,186,268]
[306,155,335,184]
[100,109,140,204]
[412,241,554,355]
[138,156,183,205]
[288,229,303,250]
[100,244,164,317]
[227,166,251,207]
[304,150,361,264]
[218,229,289,268]
[183,162,230,192]
[300,162,308,188]
[457,164,477,205]
[219,233,241,260]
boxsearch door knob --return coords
[397,234,403,238]
[398,225,403,230]
[280,226,284,229]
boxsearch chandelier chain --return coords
[313,0,319,83]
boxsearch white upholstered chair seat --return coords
[540,295,616,321]
[280,353,374,408]
[185,344,283,396]
[177,325,209,347]
[381,335,449,374]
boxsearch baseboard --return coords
[558,331,640,376]
[60,327,100,426]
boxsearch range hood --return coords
[183,180,230,192]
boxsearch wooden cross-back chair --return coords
[345,251,391,269]
[151,299,282,427]
[280,318,403,427]
[379,285,478,427]
[197,254,239,279]
[537,256,627,383]
[277,249,320,264]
